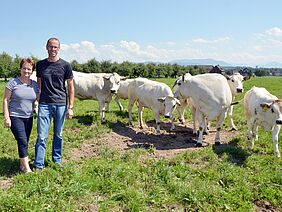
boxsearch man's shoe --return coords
[33,167,43,172]
[55,163,64,169]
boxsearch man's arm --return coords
[66,78,74,119]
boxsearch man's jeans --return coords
[34,104,67,169]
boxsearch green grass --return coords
[0,76,282,211]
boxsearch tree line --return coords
[0,51,278,80]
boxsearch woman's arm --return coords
[3,88,12,128]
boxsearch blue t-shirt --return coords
[6,77,39,118]
[36,58,73,104]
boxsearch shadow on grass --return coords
[74,115,94,126]
[212,138,250,166]
[108,121,200,151]
[0,157,19,177]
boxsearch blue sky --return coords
[1,0,282,66]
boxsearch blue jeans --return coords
[34,104,67,169]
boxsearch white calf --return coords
[128,78,180,134]
[244,86,282,157]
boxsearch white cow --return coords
[175,73,233,146]
[73,71,124,123]
[174,72,247,134]
[226,72,248,130]
[113,78,135,111]
[244,86,282,157]
[127,78,180,134]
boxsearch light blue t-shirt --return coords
[6,77,39,118]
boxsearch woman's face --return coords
[21,62,33,77]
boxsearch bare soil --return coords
[70,121,242,161]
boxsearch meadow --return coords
[0,76,282,211]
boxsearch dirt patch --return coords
[254,199,279,212]
[70,121,241,160]
[0,178,13,190]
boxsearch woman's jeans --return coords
[34,104,67,169]
[10,116,33,158]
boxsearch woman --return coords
[3,58,39,173]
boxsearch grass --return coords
[0,76,282,211]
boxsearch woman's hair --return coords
[20,58,35,71]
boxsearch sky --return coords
[1,0,282,67]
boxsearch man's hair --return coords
[46,37,60,47]
[20,58,35,71]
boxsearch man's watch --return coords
[68,106,74,110]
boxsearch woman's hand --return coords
[4,117,11,128]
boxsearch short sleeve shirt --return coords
[6,77,39,118]
[36,58,73,104]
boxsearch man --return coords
[33,37,74,170]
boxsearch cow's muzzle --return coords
[110,90,117,94]
[236,88,243,93]
[164,115,170,118]
[276,120,282,125]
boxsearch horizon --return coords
[1,0,282,67]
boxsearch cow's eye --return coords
[173,104,176,108]
[232,79,234,82]
[271,108,275,113]
[177,82,181,85]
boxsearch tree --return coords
[100,60,112,73]
[0,52,13,81]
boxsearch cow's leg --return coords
[105,95,112,112]
[196,111,205,147]
[228,105,237,131]
[115,96,124,111]
[170,116,175,131]
[214,112,227,145]
[98,99,106,123]
[177,105,185,124]
[246,118,252,144]
[249,119,258,149]
[138,106,144,129]
[191,106,197,136]
[128,98,135,126]
[272,125,281,157]
[153,110,161,135]
[203,117,209,135]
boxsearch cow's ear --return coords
[158,97,166,103]
[103,76,110,80]
[243,75,250,81]
[260,103,272,112]
[226,75,231,80]
[175,98,181,106]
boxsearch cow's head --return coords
[260,99,282,125]
[227,73,245,95]
[158,95,181,119]
[209,65,224,74]
[103,73,126,94]
[173,73,191,99]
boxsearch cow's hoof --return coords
[274,152,281,158]
[215,141,221,146]
[195,142,203,147]
[229,127,237,131]
[203,131,209,135]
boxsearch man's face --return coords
[46,40,60,57]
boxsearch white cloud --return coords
[59,31,282,66]
[265,27,282,37]
[193,37,231,44]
